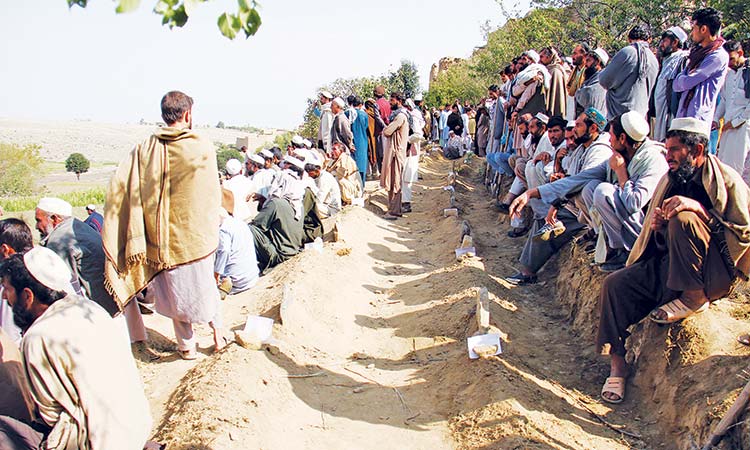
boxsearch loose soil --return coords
[133,153,686,450]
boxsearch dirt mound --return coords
[136,153,750,450]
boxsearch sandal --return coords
[213,335,230,353]
[178,348,198,360]
[601,376,626,404]
[738,333,750,346]
[649,298,709,324]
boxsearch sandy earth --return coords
[130,154,649,450]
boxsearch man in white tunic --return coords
[1,247,151,450]
[713,40,750,182]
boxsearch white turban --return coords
[37,197,72,217]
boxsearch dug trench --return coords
[135,153,750,450]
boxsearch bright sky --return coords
[0,0,520,130]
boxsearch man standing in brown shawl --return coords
[380,92,410,220]
[596,118,750,404]
[102,91,225,360]
[540,46,568,118]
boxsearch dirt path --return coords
[133,154,647,449]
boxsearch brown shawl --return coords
[102,127,221,307]
[627,155,750,277]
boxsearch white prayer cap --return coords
[302,139,312,148]
[23,246,75,295]
[319,90,334,100]
[414,93,423,101]
[283,155,306,170]
[668,117,711,138]
[534,112,550,125]
[665,26,688,44]
[85,204,96,211]
[259,149,274,160]
[333,97,346,108]
[592,48,610,66]
[248,153,265,166]
[225,158,242,176]
[524,49,540,63]
[294,149,311,164]
[620,111,650,142]
[36,197,72,217]
[566,120,576,129]
[291,135,305,146]
[405,98,416,109]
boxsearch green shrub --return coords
[215,143,243,174]
[0,142,43,196]
[0,187,106,213]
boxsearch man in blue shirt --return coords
[84,204,103,233]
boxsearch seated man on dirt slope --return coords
[249,160,305,273]
[596,118,750,404]
[505,107,612,285]
[215,190,259,298]
[509,112,669,274]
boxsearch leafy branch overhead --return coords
[66,0,262,39]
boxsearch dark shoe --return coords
[598,249,629,273]
[505,272,538,285]
[738,333,750,346]
[507,226,530,238]
[402,203,412,213]
[574,228,597,245]
[584,241,597,254]
[494,201,510,214]
[383,213,399,220]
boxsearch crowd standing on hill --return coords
[0,6,750,448]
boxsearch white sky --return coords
[0,0,519,130]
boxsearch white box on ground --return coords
[455,247,476,259]
[304,237,324,253]
[467,333,502,359]
[352,197,365,207]
[243,316,274,343]
[444,208,458,217]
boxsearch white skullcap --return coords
[319,90,334,100]
[534,112,549,125]
[333,97,346,108]
[225,158,242,176]
[302,139,312,148]
[247,153,265,166]
[23,246,76,295]
[85,204,96,211]
[37,197,72,217]
[620,111,650,142]
[566,120,576,129]
[524,49,540,63]
[283,155,306,170]
[669,117,711,138]
[405,99,416,109]
[666,26,688,44]
[259,149,274,159]
[592,48,610,66]
[291,135,305,146]
[414,93,423,101]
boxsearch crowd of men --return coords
[1,7,750,448]
[464,7,750,404]
[0,85,429,448]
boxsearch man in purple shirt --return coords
[673,7,729,121]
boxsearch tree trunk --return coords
[76,173,80,181]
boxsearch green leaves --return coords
[116,0,141,13]
[217,1,263,39]
[67,0,88,7]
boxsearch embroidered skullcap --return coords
[534,112,549,125]
[319,90,333,100]
[247,153,265,166]
[592,48,610,66]
[585,107,607,132]
[225,158,242,176]
[665,26,688,44]
[283,155,306,170]
[620,111,650,142]
[291,135,305,146]
[302,139,312,148]
[23,246,75,295]
[333,97,346,109]
[259,149,274,160]
[524,49,540,63]
[566,120,576,129]
[669,117,711,138]
[414,93,423,101]
[36,197,72,217]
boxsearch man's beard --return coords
[38,223,53,240]
[574,132,592,146]
[531,133,543,145]
[667,155,697,185]
[12,300,36,332]
[518,62,529,71]
[661,46,674,58]
[584,66,598,80]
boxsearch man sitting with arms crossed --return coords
[596,117,750,404]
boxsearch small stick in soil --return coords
[393,387,412,415]
[286,371,326,379]
[344,366,381,385]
